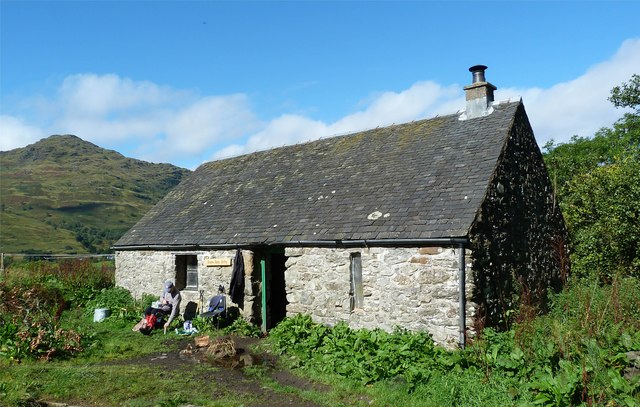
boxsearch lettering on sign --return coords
[205,258,232,267]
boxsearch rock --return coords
[194,335,210,348]
[624,351,640,380]
[239,354,254,367]
[206,338,236,359]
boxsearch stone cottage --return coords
[113,66,569,347]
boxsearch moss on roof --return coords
[115,101,523,248]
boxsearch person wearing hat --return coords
[158,280,181,329]
[140,280,182,331]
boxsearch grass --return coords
[3,314,638,406]
[266,279,640,406]
[2,261,639,406]
[0,299,367,406]
[1,313,254,407]
[2,360,245,406]
[0,211,83,253]
[62,309,168,360]
[2,311,529,407]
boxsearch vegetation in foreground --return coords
[1,258,639,406]
[1,77,639,406]
[267,278,640,406]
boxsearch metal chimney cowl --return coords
[460,65,497,120]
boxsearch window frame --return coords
[349,252,364,311]
[175,254,198,291]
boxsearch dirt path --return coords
[104,335,329,407]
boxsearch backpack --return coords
[139,314,158,335]
[145,313,158,328]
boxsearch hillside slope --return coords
[0,135,190,253]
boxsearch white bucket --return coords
[93,308,111,322]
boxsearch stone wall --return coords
[115,249,257,318]
[284,246,475,347]
[116,245,477,346]
[469,104,570,330]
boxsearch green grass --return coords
[2,261,639,407]
[0,317,364,407]
[0,309,252,407]
[0,211,83,253]
[1,360,243,406]
[61,309,168,360]
[0,264,363,407]
[366,371,522,407]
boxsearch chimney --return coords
[461,65,497,120]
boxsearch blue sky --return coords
[1,1,639,169]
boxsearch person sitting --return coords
[138,280,181,333]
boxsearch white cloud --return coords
[213,114,328,160]
[213,81,463,159]
[57,74,175,117]
[1,38,638,166]
[164,95,257,156]
[214,36,638,160]
[0,115,44,150]
[497,38,640,145]
[0,73,258,167]
[332,82,462,133]
[237,37,637,158]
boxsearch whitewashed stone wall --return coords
[115,250,256,317]
[284,246,476,347]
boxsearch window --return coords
[349,252,363,311]
[175,254,198,290]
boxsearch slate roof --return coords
[114,101,522,248]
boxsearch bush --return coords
[270,300,640,404]
[84,287,138,322]
[0,282,82,361]
[269,315,446,387]
[511,276,640,405]
[0,259,116,362]
[140,293,158,311]
[2,258,115,308]
[223,317,262,338]
[562,157,640,281]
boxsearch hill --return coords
[0,135,190,253]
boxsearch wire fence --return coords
[1,252,114,275]
[1,253,113,259]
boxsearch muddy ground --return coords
[102,335,332,407]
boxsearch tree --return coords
[543,112,639,198]
[562,156,640,280]
[544,75,640,281]
[609,73,640,112]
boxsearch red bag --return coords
[145,314,157,329]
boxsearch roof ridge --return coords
[116,100,523,248]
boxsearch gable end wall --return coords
[469,104,570,329]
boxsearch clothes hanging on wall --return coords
[229,249,244,304]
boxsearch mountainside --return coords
[0,135,191,253]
